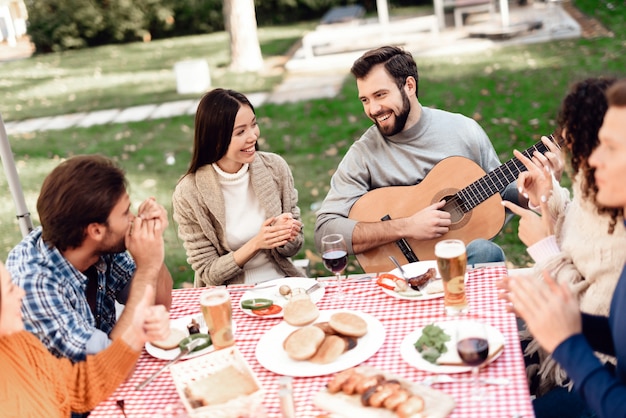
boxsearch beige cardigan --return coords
[172,152,305,286]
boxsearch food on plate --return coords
[187,318,201,335]
[407,268,436,291]
[309,335,348,364]
[240,298,274,311]
[251,304,282,316]
[283,326,326,360]
[328,312,368,338]
[424,279,444,294]
[413,323,450,364]
[314,321,338,335]
[325,368,425,417]
[376,269,442,298]
[284,315,366,363]
[179,333,212,352]
[283,297,320,326]
[183,364,259,408]
[279,284,292,296]
[376,273,407,292]
[150,328,188,350]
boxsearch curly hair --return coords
[556,77,622,233]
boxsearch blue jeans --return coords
[466,238,505,266]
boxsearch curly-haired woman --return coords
[503,77,626,417]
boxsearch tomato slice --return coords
[376,273,407,291]
[251,304,283,316]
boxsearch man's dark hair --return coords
[606,79,626,107]
[37,155,128,251]
[350,46,419,97]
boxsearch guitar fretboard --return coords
[455,140,550,212]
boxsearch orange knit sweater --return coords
[0,330,140,418]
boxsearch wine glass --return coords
[321,234,350,301]
[456,321,490,401]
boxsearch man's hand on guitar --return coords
[406,200,451,240]
[502,199,554,247]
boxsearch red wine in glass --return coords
[456,322,490,401]
[321,234,350,301]
[457,337,489,366]
[322,250,348,273]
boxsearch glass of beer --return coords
[200,287,235,349]
[435,239,468,316]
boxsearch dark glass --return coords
[457,337,489,366]
[323,250,348,273]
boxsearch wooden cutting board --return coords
[313,366,455,418]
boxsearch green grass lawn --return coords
[1,1,625,287]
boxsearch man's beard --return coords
[98,231,126,255]
[374,89,411,137]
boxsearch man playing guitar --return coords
[314,46,561,273]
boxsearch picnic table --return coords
[90,263,534,417]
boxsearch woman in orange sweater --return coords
[0,260,170,417]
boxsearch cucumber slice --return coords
[241,298,273,310]
[179,333,212,352]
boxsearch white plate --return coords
[239,277,325,319]
[381,260,444,301]
[145,314,237,361]
[255,310,385,377]
[400,320,505,374]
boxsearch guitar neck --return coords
[457,139,550,211]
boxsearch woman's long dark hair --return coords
[185,88,256,176]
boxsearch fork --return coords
[226,283,276,292]
[420,374,510,386]
[136,336,208,390]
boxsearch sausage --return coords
[360,385,379,406]
[326,368,356,394]
[396,395,425,418]
[341,371,364,395]
[367,381,401,408]
[355,374,384,394]
[383,388,411,410]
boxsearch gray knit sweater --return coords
[314,105,505,253]
[172,152,305,286]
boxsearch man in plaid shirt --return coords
[6,155,172,363]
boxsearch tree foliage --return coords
[25,0,412,53]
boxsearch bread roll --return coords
[309,335,347,364]
[150,328,187,350]
[283,298,320,326]
[283,326,325,360]
[328,312,368,337]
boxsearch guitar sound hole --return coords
[442,198,465,224]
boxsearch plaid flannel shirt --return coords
[6,227,134,362]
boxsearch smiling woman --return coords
[171,88,306,287]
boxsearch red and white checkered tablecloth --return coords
[91,266,534,418]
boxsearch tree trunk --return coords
[223,0,264,73]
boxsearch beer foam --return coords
[200,289,230,306]
[435,240,465,258]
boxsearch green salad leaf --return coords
[414,323,450,364]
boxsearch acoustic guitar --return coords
[348,139,551,273]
